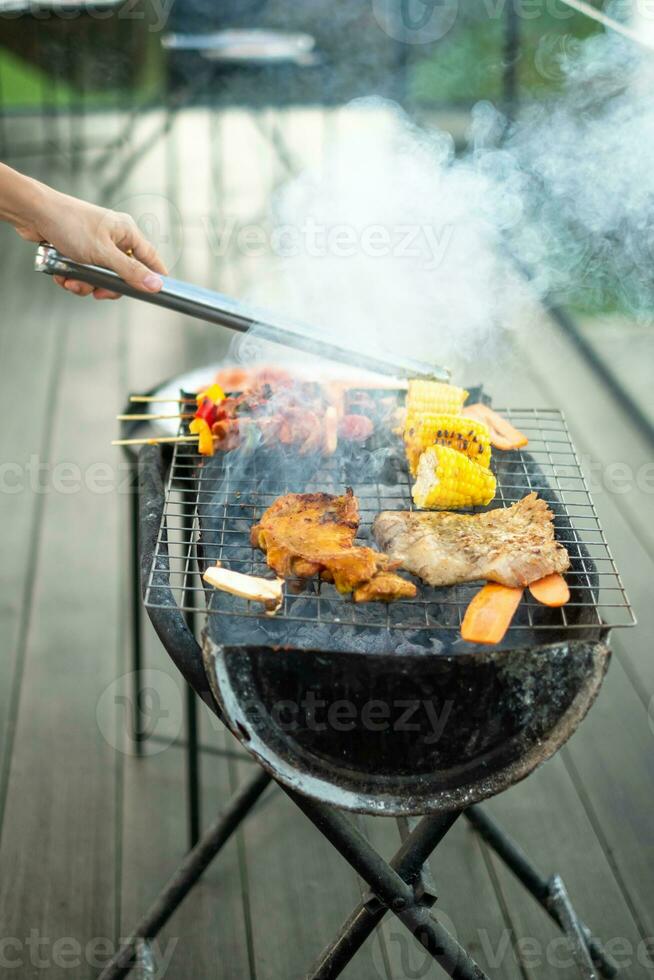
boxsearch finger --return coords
[116,220,168,276]
[53,275,67,288]
[104,243,164,293]
[131,232,168,276]
[63,279,95,297]
[93,288,121,301]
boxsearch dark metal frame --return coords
[98,443,621,980]
[122,399,203,848]
[99,779,619,979]
[99,760,620,980]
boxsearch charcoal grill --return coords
[99,389,636,980]
[142,401,633,815]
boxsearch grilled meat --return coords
[353,572,418,604]
[373,493,569,589]
[251,489,417,601]
[207,371,377,456]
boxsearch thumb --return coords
[106,244,164,293]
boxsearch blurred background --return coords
[1,3,653,979]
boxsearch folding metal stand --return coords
[98,757,618,980]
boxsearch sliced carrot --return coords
[528,573,570,607]
[461,583,524,645]
[463,404,528,451]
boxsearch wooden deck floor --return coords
[0,108,653,980]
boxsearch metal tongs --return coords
[35,244,450,382]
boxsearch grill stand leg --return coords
[465,805,618,979]
[181,492,201,848]
[128,458,145,756]
[184,685,200,847]
[128,456,202,846]
[304,811,456,980]
[98,767,271,980]
[285,790,487,980]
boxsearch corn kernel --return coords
[412,445,496,510]
[405,413,491,475]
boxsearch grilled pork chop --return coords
[251,489,417,602]
[373,493,570,588]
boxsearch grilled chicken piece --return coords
[251,489,416,601]
[373,493,569,589]
[353,572,418,603]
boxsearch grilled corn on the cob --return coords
[405,413,491,475]
[406,381,468,422]
[412,445,496,509]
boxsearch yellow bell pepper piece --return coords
[189,418,215,456]
[196,383,225,406]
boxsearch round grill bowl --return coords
[202,635,610,815]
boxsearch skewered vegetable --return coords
[405,413,491,475]
[196,383,226,405]
[189,417,215,456]
[405,380,468,424]
[411,445,496,510]
[461,583,524,644]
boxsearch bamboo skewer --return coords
[111,435,199,447]
[130,395,198,404]
[116,412,194,421]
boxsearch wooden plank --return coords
[482,748,645,979]
[0,234,62,818]
[496,308,654,946]
[466,314,654,962]
[120,732,253,979]
[0,273,124,976]
[561,656,654,940]
[516,303,654,567]
[512,307,654,695]
[240,776,387,980]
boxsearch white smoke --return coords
[238,26,654,376]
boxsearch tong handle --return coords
[35,244,450,382]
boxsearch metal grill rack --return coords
[144,407,635,639]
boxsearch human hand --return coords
[14,181,167,300]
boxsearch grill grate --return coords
[144,407,635,641]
